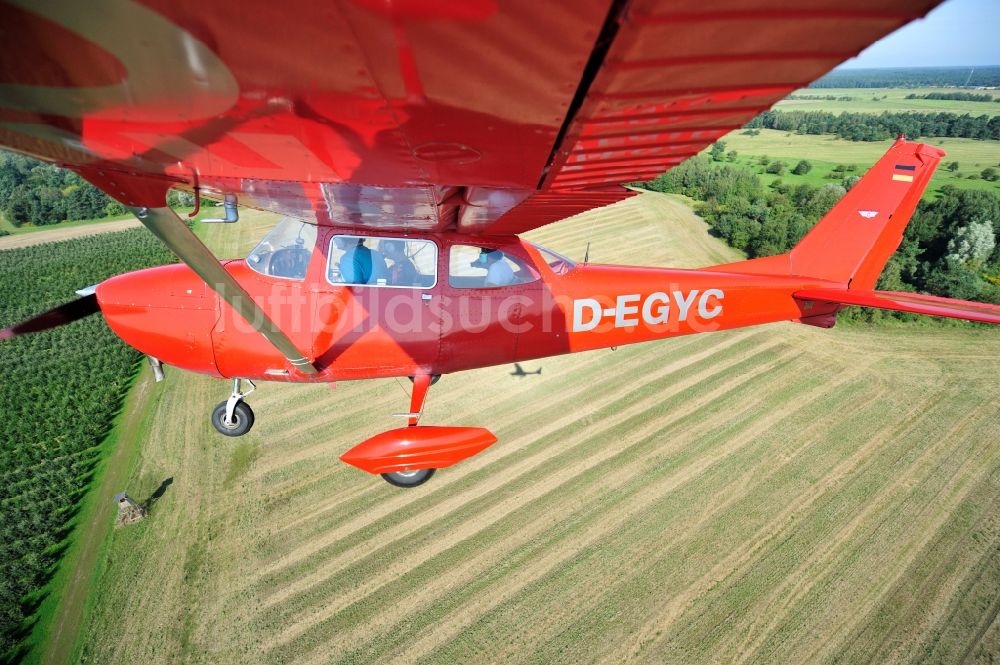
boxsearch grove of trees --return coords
[0,232,173,661]
[0,153,124,226]
[905,91,994,102]
[637,156,1000,313]
[0,154,203,227]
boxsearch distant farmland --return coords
[71,195,1000,664]
[715,129,1000,198]
[776,86,1000,117]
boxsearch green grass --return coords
[19,365,153,665]
[776,87,1000,117]
[63,196,1000,665]
[715,129,1000,198]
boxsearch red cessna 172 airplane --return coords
[2,0,998,488]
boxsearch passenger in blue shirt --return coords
[335,237,388,285]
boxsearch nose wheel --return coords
[211,378,256,436]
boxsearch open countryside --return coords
[65,195,1000,664]
[2,58,999,663]
[713,129,1000,197]
[776,86,1000,116]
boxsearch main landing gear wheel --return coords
[211,378,257,437]
[381,468,436,488]
[211,401,255,436]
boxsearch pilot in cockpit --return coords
[477,249,515,287]
[335,236,388,285]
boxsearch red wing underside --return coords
[0,0,942,233]
[795,289,1000,325]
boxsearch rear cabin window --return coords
[327,236,437,288]
[448,245,538,288]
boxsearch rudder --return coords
[788,136,943,288]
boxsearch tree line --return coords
[636,156,1000,315]
[0,152,205,227]
[747,110,1000,142]
[810,66,1000,89]
[905,91,995,103]
[0,153,124,226]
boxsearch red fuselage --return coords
[96,229,840,383]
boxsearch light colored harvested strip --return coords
[257,329,765,578]
[280,353,816,664]
[803,407,1000,665]
[259,335,782,612]
[723,389,980,664]
[379,363,869,665]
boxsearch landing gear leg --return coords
[381,373,437,487]
[211,378,256,436]
[404,373,435,426]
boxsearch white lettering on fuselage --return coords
[572,289,725,333]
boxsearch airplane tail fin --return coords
[704,139,1000,326]
[709,137,944,289]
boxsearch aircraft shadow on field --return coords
[510,363,543,378]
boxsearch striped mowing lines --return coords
[73,196,1000,665]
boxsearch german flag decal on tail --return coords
[892,164,916,182]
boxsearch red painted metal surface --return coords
[0,0,942,233]
[88,138,974,388]
[340,426,498,474]
[7,0,997,483]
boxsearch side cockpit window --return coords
[327,236,437,288]
[449,245,538,288]
[247,218,317,280]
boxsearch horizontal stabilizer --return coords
[794,289,1000,325]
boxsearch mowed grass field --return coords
[775,87,1000,116]
[72,194,1000,664]
[717,129,1000,197]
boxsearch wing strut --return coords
[132,206,319,375]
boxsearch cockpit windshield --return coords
[527,241,576,275]
[246,218,317,280]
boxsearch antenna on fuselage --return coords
[584,242,590,264]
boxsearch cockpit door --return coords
[438,241,539,372]
[310,232,442,378]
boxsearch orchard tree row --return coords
[0,231,174,661]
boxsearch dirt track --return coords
[0,218,141,249]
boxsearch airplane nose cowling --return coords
[97,264,220,375]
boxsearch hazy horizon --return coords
[839,0,1000,69]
